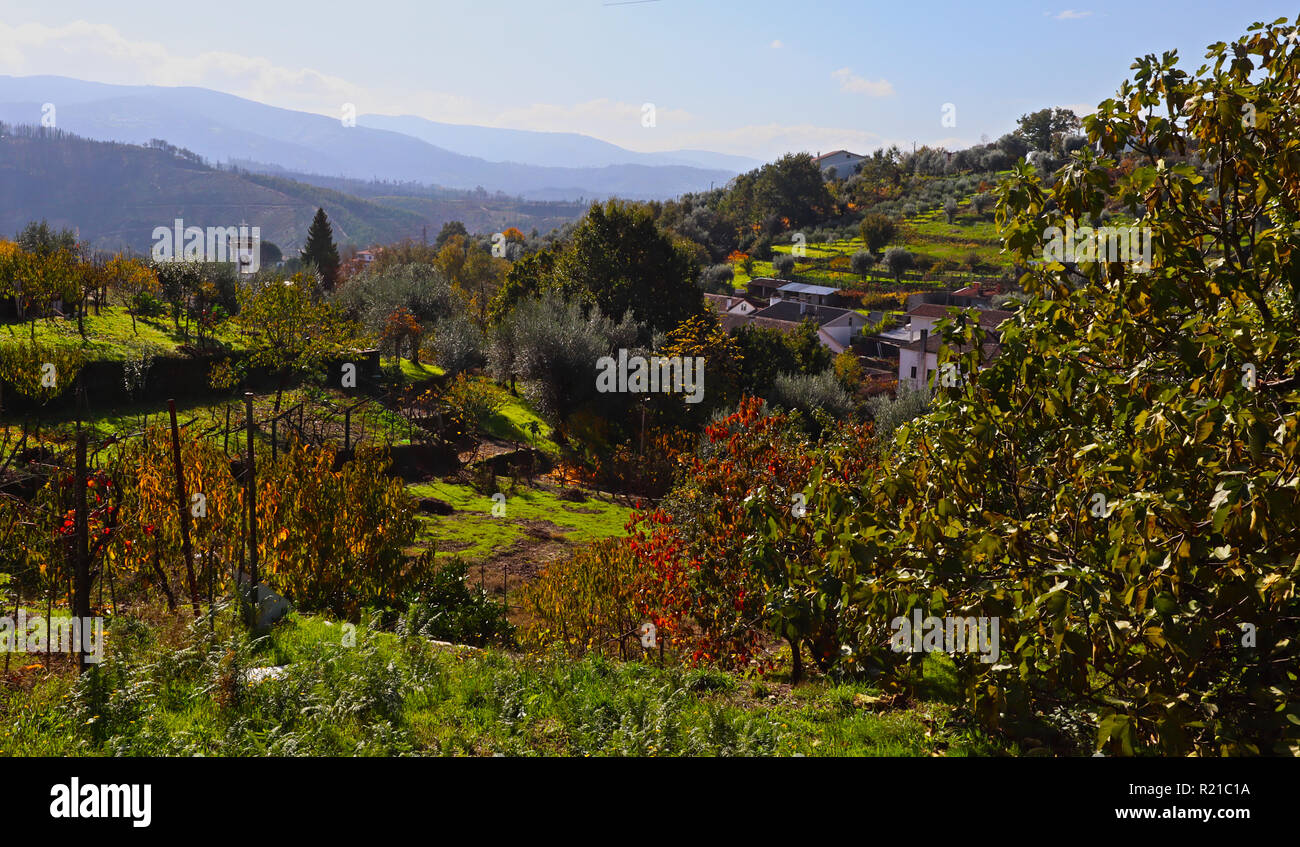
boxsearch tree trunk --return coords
[789,637,803,684]
[151,541,177,611]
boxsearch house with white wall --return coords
[813,150,865,179]
[704,292,765,331]
[896,304,1011,391]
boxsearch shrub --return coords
[772,254,796,279]
[132,291,166,317]
[768,370,854,419]
[864,384,930,440]
[523,538,650,658]
[400,558,514,647]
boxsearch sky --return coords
[0,1,1295,161]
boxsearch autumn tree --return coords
[237,273,355,409]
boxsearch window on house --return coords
[910,366,917,379]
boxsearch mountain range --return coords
[0,75,757,201]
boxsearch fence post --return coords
[344,408,351,452]
[74,429,90,673]
[168,399,201,618]
[245,392,258,591]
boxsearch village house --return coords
[747,300,869,355]
[745,276,786,303]
[703,291,765,331]
[895,304,1012,391]
[772,281,844,308]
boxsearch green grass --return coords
[0,608,1005,756]
[0,306,241,361]
[381,356,445,383]
[408,478,632,561]
[482,387,559,457]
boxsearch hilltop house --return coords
[813,150,865,179]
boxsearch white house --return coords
[813,150,865,179]
[896,304,1010,391]
[904,303,1012,340]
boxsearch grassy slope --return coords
[0,610,1003,757]
[0,307,241,361]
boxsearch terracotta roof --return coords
[907,304,1013,328]
[813,150,860,162]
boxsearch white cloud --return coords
[1049,10,1092,20]
[770,39,783,49]
[0,19,909,161]
[0,19,473,120]
[831,68,894,97]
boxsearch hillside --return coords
[0,128,584,252]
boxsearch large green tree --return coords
[763,18,1300,756]
[1014,106,1081,153]
[553,201,704,336]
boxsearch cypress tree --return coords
[300,208,341,291]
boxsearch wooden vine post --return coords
[73,429,90,672]
[168,400,201,617]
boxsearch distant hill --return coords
[358,113,762,171]
[0,75,741,200]
[0,127,587,253]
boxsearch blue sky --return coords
[0,1,1293,159]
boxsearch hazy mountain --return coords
[358,113,761,171]
[0,76,742,200]
[0,128,587,253]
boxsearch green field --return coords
[733,192,1009,293]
